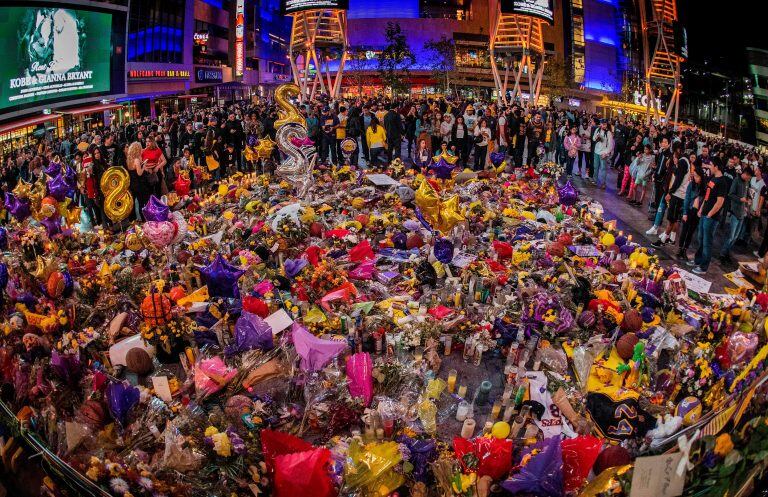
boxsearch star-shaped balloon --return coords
[432,151,459,165]
[414,180,464,234]
[47,173,74,202]
[32,255,56,281]
[45,161,62,177]
[428,157,457,180]
[4,193,31,222]
[41,214,63,238]
[142,195,170,222]
[200,254,245,299]
[255,137,276,159]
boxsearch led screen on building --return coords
[282,0,349,15]
[500,0,554,25]
[0,6,116,111]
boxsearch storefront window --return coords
[128,0,185,63]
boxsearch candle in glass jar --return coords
[491,400,502,420]
[414,346,424,363]
[457,384,468,398]
[456,400,470,421]
[501,385,514,405]
[473,344,484,366]
[476,380,492,406]
[447,369,458,393]
[461,418,476,439]
[444,335,453,356]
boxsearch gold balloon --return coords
[273,83,305,128]
[125,232,144,252]
[255,137,276,159]
[414,180,464,234]
[32,255,56,281]
[578,465,632,497]
[100,166,133,223]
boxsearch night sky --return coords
[680,0,768,71]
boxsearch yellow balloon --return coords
[100,166,133,223]
[491,421,511,439]
[601,233,616,246]
[273,83,305,128]
[255,137,276,158]
[414,180,464,234]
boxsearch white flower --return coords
[110,477,129,494]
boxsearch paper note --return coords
[265,308,294,335]
[630,453,685,497]
[675,267,712,294]
[151,376,173,403]
[366,173,400,187]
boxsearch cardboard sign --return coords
[630,453,685,497]
[265,308,293,335]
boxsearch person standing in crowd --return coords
[646,137,673,231]
[345,106,363,166]
[384,105,403,162]
[591,119,614,189]
[335,106,349,165]
[577,119,592,178]
[651,149,690,247]
[743,166,765,250]
[473,118,491,171]
[319,107,338,166]
[404,106,418,159]
[719,167,753,265]
[366,116,387,169]
[451,116,470,167]
[690,158,728,275]
[564,126,581,178]
[677,165,706,262]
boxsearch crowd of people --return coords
[2,93,767,277]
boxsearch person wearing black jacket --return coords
[179,122,196,157]
[193,124,207,169]
[647,137,672,226]
[345,106,363,166]
[450,116,470,166]
[383,106,403,162]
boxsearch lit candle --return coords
[491,400,502,420]
[461,418,476,439]
[457,384,468,399]
[444,335,453,356]
[447,369,458,393]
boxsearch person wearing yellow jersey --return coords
[366,116,387,169]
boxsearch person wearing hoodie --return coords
[591,119,614,189]
[719,166,754,264]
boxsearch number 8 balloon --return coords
[100,166,133,223]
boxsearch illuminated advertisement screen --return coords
[0,2,126,117]
[500,0,554,25]
[282,0,349,15]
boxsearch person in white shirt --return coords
[592,119,614,189]
[463,105,477,133]
[744,166,765,248]
[439,113,454,144]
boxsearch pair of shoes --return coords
[646,225,659,236]
[651,239,665,248]
[692,266,707,275]
[719,255,733,265]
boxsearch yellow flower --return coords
[714,433,734,457]
[204,426,219,437]
[86,466,101,481]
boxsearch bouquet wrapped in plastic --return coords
[346,352,374,406]
[453,436,513,480]
[343,440,404,496]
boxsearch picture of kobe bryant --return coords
[18,8,85,76]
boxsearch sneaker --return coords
[692,266,707,275]
[651,239,665,248]
[659,232,669,243]
[670,232,677,243]
[645,226,658,235]
[686,259,697,267]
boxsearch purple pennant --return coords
[428,157,456,180]
[141,195,170,222]
[284,258,309,279]
[200,254,245,299]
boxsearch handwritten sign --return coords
[630,453,685,497]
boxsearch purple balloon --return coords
[434,237,454,264]
[557,180,579,207]
[247,134,258,147]
[41,215,62,238]
[284,258,309,279]
[428,157,456,180]
[106,381,140,427]
[200,254,245,299]
[0,226,7,250]
[4,193,31,222]
[225,311,274,356]
[47,173,74,201]
[142,195,170,222]
[45,161,61,177]
[64,166,78,186]
[490,151,506,166]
